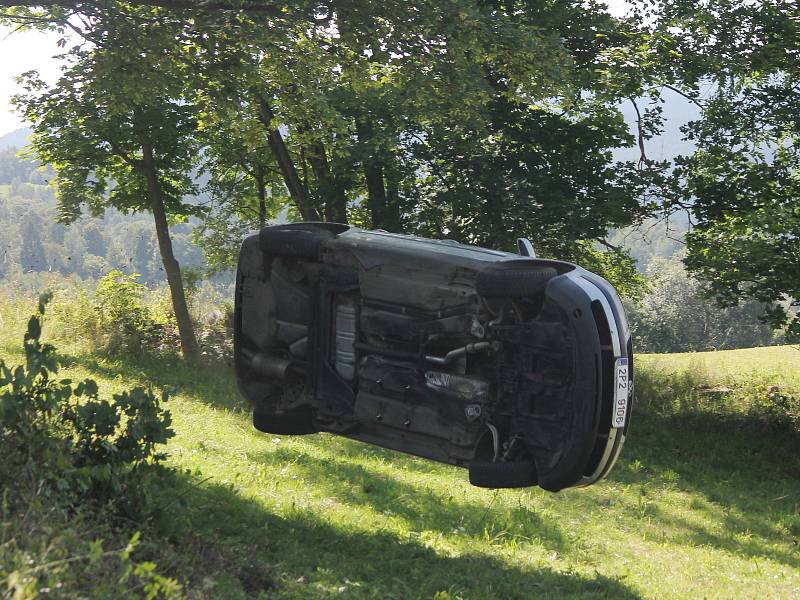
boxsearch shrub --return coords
[47,286,100,346]
[636,361,800,433]
[0,293,174,496]
[95,270,166,356]
[0,296,182,597]
[190,281,234,364]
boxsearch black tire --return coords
[259,225,327,261]
[468,460,537,488]
[476,261,558,298]
[253,408,318,435]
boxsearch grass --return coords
[1,301,799,599]
[640,345,800,384]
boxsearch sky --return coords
[0,1,636,139]
[0,25,66,137]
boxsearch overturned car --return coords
[234,223,632,491]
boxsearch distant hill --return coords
[0,127,32,150]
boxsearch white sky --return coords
[0,26,66,137]
[0,2,633,138]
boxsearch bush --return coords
[40,272,232,363]
[0,295,182,597]
[629,254,782,353]
[0,293,174,496]
[635,361,800,432]
[95,270,169,356]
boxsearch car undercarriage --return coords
[235,223,632,491]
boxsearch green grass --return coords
[640,345,800,384]
[2,304,799,598]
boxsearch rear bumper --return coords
[559,270,632,489]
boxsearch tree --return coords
[191,88,289,271]
[643,0,800,338]
[19,211,47,272]
[189,0,666,289]
[628,254,780,353]
[82,222,107,258]
[11,8,202,358]
[5,0,671,296]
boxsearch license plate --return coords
[613,358,630,428]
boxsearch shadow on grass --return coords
[60,351,246,411]
[254,445,571,555]
[609,409,800,569]
[70,351,800,574]
[148,468,642,599]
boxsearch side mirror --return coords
[517,238,536,258]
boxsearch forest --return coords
[0,132,786,354]
[0,1,798,598]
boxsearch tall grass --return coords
[1,272,233,363]
[636,348,800,432]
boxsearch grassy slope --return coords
[1,309,799,599]
[640,345,800,384]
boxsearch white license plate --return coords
[613,358,630,428]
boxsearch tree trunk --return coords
[384,168,402,232]
[141,141,200,360]
[364,159,387,229]
[364,157,403,231]
[356,117,400,231]
[255,166,267,229]
[256,96,320,221]
[306,141,347,224]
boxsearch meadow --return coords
[1,297,799,599]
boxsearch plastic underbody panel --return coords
[235,224,633,491]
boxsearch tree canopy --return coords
[646,0,800,338]
[12,7,204,357]
[4,0,798,343]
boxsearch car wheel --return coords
[468,460,537,488]
[252,408,318,435]
[476,261,558,298]
[260,225,328,260]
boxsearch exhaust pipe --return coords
[242,348,293,380]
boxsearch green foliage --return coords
[0,176,208,284]
[628,254,781,353]
[183,1,669,266]
[637,352,799,433]
[0,298,183,598]
[0,294,174,494]
[1,520,184,600]
[19,211,47,272]
[9,6,206,358]
[641,0,800,339]
[575,242,648,301]
[684,205,800,340]
[35,273,233,364]
[95,270,166,356]
[0,145,53,185]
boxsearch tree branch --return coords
[661,84,705,109]
[629,97,647,171]
[108,140,141,170]
[596,237,621,252]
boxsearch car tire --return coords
[476,261,558,298]
[252,408,318,435]
[468,460,537,488]
[260,226,327,261]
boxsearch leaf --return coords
[122,530,141,561]
[26,316,41,342]
[88,539,104,566]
